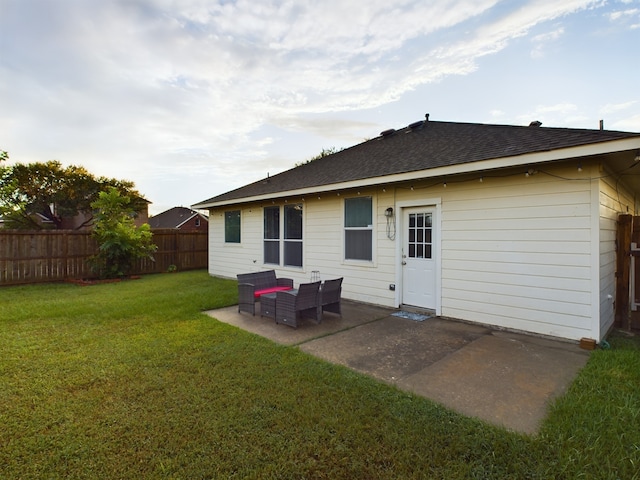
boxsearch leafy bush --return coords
[89,187,156,278]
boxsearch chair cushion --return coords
[254,286,293,298]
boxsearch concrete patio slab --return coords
[298,315,490,382]
[205,299,590,434]
[394,330,589,434]
[205,300,391,346]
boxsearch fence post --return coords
[616,214,632,329]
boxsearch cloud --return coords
[608,8,639,21]
[600,101,637,114]
[411,0,595,84]
[530,27,565,58]
[2,0,601,140]
[606,4,640,28]
[0,0,631,213]
[272,116,378,142]
[515,103,581,126]
[611,114,640,131]
[2,0,504,163]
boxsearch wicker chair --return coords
[321,277,343,317]
[275,281,322,328]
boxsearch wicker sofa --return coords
[237,270,294,316]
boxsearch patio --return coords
[206,299,590,434]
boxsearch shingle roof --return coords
[149,207,206,229]
[195,119,640,206]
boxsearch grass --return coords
[1,270,639,479]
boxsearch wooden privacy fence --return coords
[0,229,208,286]
[616,214,640,332]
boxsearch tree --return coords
[295,147,343,167]
[89,187,156,279]
[0,157,144,230]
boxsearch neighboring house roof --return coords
[193,117,640,208]
[149,207,208,229]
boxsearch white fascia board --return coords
[175,213,197,229]
[193,137,640,209]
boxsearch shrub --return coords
[89,187,156,278]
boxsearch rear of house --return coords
[194,118,640,342]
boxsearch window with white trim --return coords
[224,210,241,243]
[263,204,303,267]
[344,196,373,261]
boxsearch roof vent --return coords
[529,120,542,127]
[408,120,424,130]
[380,128,396,137]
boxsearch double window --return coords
[264,204,303,267]
[344,196,373,261]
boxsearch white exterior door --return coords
[402,207,436,309]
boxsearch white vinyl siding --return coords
[305,192,396,306]
[439,167,594,340]
[598,166,636,339]
[209,207,262,278]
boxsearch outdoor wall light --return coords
[385,207,394,217]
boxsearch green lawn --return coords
[1,271,638,479]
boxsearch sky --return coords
[1,0,639,216]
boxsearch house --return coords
[0,198,150,230]
[56,201,150,230]
[148,207,209,231]
[193,116,640,342]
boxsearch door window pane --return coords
[407,212,432,259]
